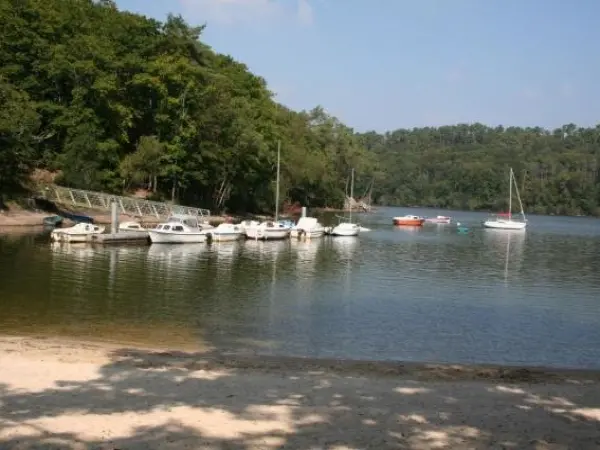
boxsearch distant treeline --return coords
[1,0,598,216]
[360,124,600,216]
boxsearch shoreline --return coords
[1,335,599,449]
[2,335,600,383]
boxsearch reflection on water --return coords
[2,207,600,369]
[482,229,526,283]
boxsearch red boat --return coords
[393,215,425,226]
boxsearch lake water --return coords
[1,207,599,369]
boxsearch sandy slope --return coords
[0,336,599,449]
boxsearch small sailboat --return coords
[483,168,527,230]
[245,142,292,241]
[330,168,360,237]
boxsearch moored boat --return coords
[329,222,360,236]
[425,215,451,224]
[148,214,210,244]
[50,222,105,243]
[393,215,425,226]
[483,168,527,230]
[119,221,145,232]
[43,215,63,227]
[290,217,326,239]
[206,223,244,242]
[245,221,291,240]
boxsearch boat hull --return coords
[208,231,243,242]
[330,224,360,237]
[290,228,326,239]
[50,224,105,243]
[245,228,290,240]
[393,218,425,226]
[425,217,451,224]
[148,230,207,243]
[483,220,527,230]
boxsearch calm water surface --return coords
[1,207,599,369]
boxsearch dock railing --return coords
[38,185,210,219]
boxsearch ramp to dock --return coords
[39,185,210,219]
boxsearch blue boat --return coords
[43,215,63,227]
[61,212,94,224]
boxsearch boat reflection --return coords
[393,225,423,234]
[242,239,290,262]
[208,241,241,265]
[290,238,323,272]
[146,243,209,269]
[483,228,526,282]
[330,236,359,261]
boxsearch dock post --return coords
[111,200,118,234]
[301,206,307,218]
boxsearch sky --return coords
[116,0,600,132]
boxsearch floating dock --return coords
[90,231,149,245]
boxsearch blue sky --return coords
[116,0,599,132]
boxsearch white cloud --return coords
[180,0,313,26]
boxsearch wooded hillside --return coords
[1,0,598,216]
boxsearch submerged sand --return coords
[0,336,599,449]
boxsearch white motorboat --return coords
[50,222,106,243]
[425,215,452,224]
[206,223,244,242]
[119,221,145,231]
[245,221,291,240]
[148,214,210,244]
[483,167,527,230]
[290,217,326,239]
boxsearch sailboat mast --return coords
[512,167,527,221]
[349,168,354,223]
[508,168,513,220]
[275,141,281,222]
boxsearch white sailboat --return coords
[330,168,360,237]
[483,167,527,230]
[245,141,292,241]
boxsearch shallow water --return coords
[1,207,599,369]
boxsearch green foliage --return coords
[362,124,600,216]
[0,78,39,198]
[0,1,597,216]
[0,0,372,212]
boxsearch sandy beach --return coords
[0,336,599,449]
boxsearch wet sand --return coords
[1,336,599,449]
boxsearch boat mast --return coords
[275,141,281,222]
[349,168,354,223]
[511,167,527,221]
[508,168,513,220]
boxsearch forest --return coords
[1,0,599,216]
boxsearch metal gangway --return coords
[39,185,210,219]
